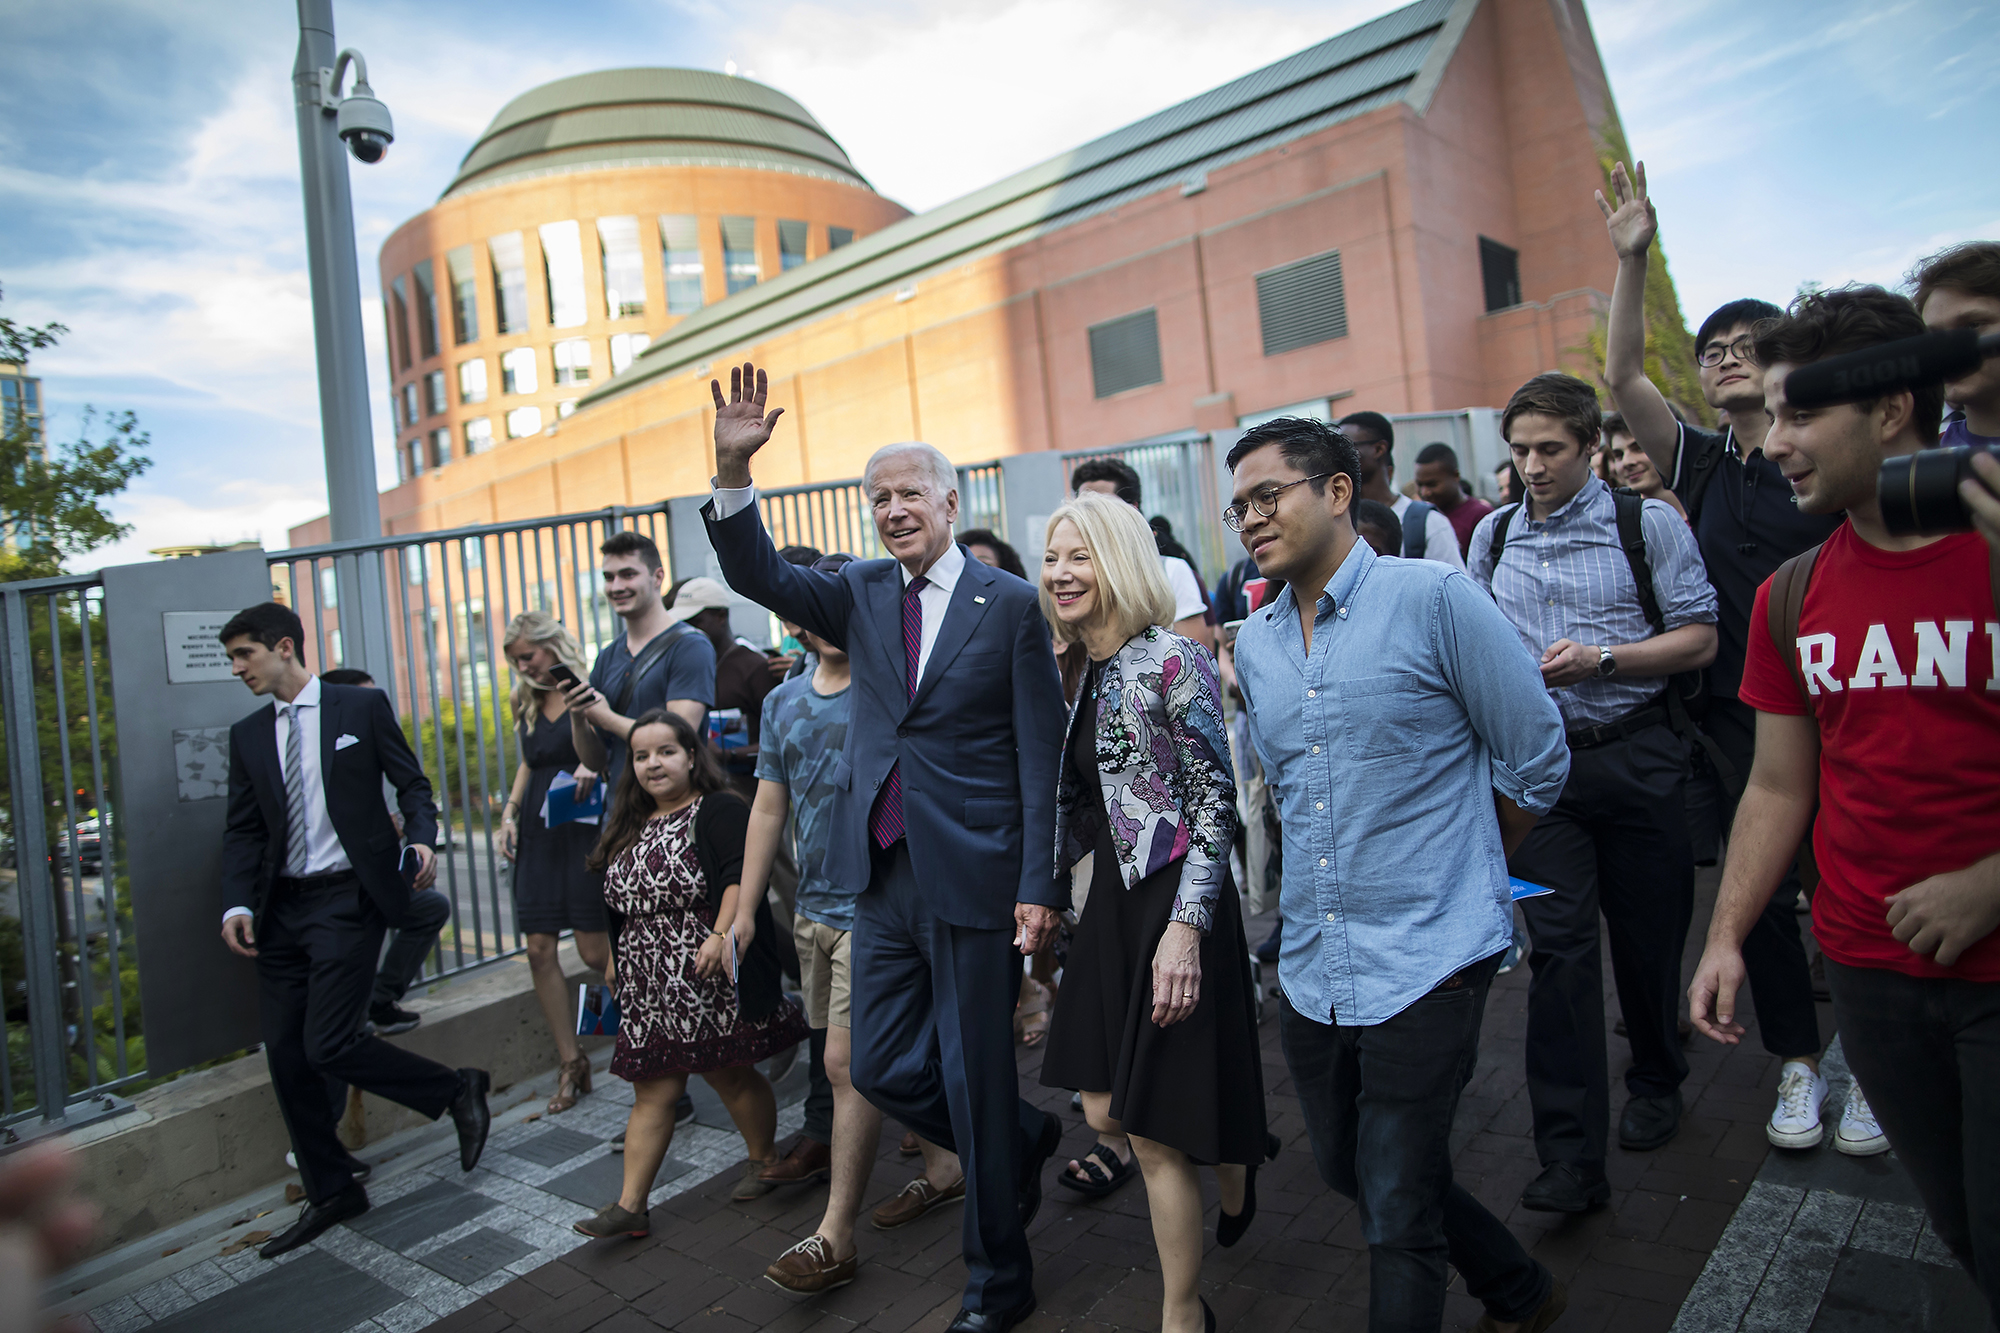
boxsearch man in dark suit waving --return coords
[217,603,491,1258]
[704,364,1066,1331]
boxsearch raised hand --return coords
[1595,159,1657,260]
[711,361,786,487]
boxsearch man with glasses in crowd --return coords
[1228,416,1571,1333]
[1597,162,1856,1153]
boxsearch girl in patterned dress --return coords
[573,709,809,1239]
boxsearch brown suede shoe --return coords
[870,1174,966,1230]
[1474,1279,1567,1333]
[732,1156,782,1202]
[765,1233,859,1293]
[573,1202,649,1239]
[760,1136,832,1186]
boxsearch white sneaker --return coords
[1766,1060,1828,1148]
[285,1150,297,1170]
[1835,1085,1890,1156]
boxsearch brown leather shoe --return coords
[765,1233,859,1293]
[760,1136,832,1185]
[871,1174,966,1230]
[1474,1278,1567,1333]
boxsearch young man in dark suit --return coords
[218,603,491,1258]
[702,364,1066,1333]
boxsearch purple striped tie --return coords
[869,575,928,849]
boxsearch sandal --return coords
[1056,1142,1135,1197]
[1015,977,1053,1047]
[548,1055,592,1114]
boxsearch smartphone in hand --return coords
[548,663,581,690]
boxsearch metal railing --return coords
[0,572,140,1129]
[1063,432,1230,586]
[270,503,673,986]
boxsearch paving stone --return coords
[349,1179,501,1252]
[420,1227,540,1286]
[1808,1247,1990,1333]
[146,1250,402,1333]
[504,1126,603,1169]
[536,1150,695,1207]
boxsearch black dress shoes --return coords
[945,1292,1037,1332]
[449,1068,492,1171]
[1519,1162,1609,1214]
[1619,1090,1683,1152]
[261,1184,369,1258]
[1017,1112,1062,1229]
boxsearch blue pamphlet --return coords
[577,983,619,1036]
[1509,877,1555,901]
[542,770,604,828]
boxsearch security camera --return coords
[322,49,393,165]
[337,89,393,163]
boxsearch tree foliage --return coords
[1574,122,1714,427]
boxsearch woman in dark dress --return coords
[1038,495,1269,1333]
[572,709,809,1239]
[501,611,610,1114]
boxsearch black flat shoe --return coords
[1217,1132,1279,1248]
[449,1068,492,1172]
[1017,1112,1061,1229]
[260,1184,369,1258]
[1204,1297,1217,1332]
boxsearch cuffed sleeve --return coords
[709,482,758,520]
[1640,498,1719,630]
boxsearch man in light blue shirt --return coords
[1469,373,1717,1216]
[1230,417,1570,1333]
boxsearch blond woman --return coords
[1037,494,1271,1333]
[499,609,611,1112]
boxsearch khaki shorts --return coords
[793,914,852,1029]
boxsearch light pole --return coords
[291,0,395,689]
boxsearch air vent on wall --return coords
[1088,309,1163,399]
[1256,250,1347,357]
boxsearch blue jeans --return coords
[1280,951,1549,1333]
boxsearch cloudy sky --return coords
[1,0,1995,568]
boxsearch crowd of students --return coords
[114,158,2000,1333]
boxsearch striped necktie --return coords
[282,703,312,876]
[869,575,928,849]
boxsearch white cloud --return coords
[83,476,332,571]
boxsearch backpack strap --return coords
[1401,500,1434,559]
[1482,503,1523,579]
[612,621,694,717]
[1672,424,1727,527]
[1766,542,1825,709]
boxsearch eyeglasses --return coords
[1697,336,1757,368]
[1223,474,1331,531]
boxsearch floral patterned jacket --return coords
[1053,626,1238,933]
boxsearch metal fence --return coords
[0,572,138,1130]
[1062,432,1232,586]
[269,503,674,987]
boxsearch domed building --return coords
[371,68,909,503]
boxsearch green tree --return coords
[1573,123,1714,426]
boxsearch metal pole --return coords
[1,591,71,1123]
[293,0,394,690]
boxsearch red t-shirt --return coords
[1739,524,2000,981]
[1442,495,1496,558]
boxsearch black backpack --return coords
[1484,489,1738,795]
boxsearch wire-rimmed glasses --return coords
[1223,474,1331,531]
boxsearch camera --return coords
[1880,444,2000,536]
[336,85,394,163]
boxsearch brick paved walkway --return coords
[423,874,1843,1333]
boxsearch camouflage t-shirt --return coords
[755,674,856,929]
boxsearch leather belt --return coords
[1565,699,1670,751]
[273,870,359,894]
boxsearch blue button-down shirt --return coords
[1468,477,1717,727]
[1236,541,1569,1026]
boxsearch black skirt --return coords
[512,711,609,936]
[1038,671,1266,1166]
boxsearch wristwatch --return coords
[1596,646,1618,678]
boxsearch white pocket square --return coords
[334,733,361,751]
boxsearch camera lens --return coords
[347,131,389,164]
[1879,444,2000,535]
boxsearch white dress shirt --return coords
[712,481,966,682]
[222,675,351,922]
[1392,493,1470,572]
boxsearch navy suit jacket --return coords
[221,683,439,928]
[703,500,1066,930]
